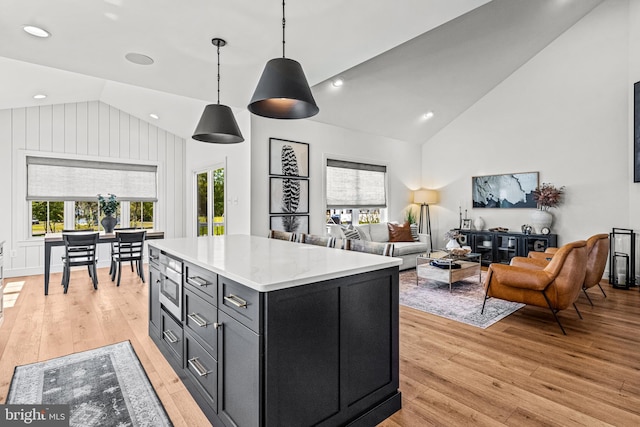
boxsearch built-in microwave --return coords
[159,253,183,321]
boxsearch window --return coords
[196,166,225,237]
[31,201,64,236]
[326,159,387,225]
[130,201,154,229]
[27,156,157,235]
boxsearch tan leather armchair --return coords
[481,240,587,334]
[522,234,609,305]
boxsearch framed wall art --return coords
[270,215,309,234]
[472,172,538,208]
[269,138,309,178]
[270,177,309,214]
[634,81,640,182]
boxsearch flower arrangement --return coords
[444,230,461,241]
[98,193,119,216]
[532,183,564,211]
[404,207,417,225]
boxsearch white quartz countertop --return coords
[149,235,402,292]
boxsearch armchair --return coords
[520,234,609,305]
[481,240,587,334]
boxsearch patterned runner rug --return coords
[7,341,172,427]
[399,269,524,329]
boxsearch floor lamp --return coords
[413,189,439,250]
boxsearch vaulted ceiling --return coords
[0,0,603,143]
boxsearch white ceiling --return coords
[0,0,603,143]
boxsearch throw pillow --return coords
[409,223,419,241]
[341,224,360,240]
[388,222,414,242]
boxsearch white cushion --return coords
[392,241,429,256]
[354,224,371,241]
[326,224,345,238]
[369,223,389,242]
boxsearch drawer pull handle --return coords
[187,312,209,328]
[188,357,212,377]
[214,322,222,330]
[162,330,178,344]
[150,254,160,260]
[187,276,209,287]
[224,294,248,309]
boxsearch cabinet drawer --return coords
[219,276,261,333]
[185,331,218,411]
[184,288,218,359]
[161,310,183,362]
[184,262,217,304]
[148,245,161,268]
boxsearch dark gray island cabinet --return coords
[148,235,402,427]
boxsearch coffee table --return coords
[416,251,482,291]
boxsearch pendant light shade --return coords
[193,104,244,144]
[192,38,244,144]
[248,57,319,119]
[248,0,319,119]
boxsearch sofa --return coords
[328,222,430,270]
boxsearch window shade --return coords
[326,159,387,208]
[27,156,158,202]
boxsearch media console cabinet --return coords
[458,230,557,266]
[148,235,402,427]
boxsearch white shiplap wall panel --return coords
[76,102,88,155]
[119,110,129,158]
[87,101,100,156]
[109,106,119,158]
[98,102,109,158]
[39,105,53,152]
[139,120,149,161]
[52,104,65,153]
[64,103,76,154]
[26,107,39,151]
[130,116,140,160]
[1,100,186,277]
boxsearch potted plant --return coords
[404,207,417,225]
[530,183,564,233]
[98,193,119,233]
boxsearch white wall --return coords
[250,116,422,238]
[184,109,252,237]
[0,100,186,277]
[421,0,629,250]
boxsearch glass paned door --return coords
[196,165,225,237]
[197,172,209,236]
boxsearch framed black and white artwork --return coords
[270,177,309,214]
[472,172,538,208]
[269,138,309,178]
[270,215,309,234]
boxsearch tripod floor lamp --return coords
[413,189,439,250]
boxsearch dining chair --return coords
[61,231,99,294]
[111,230,146,286]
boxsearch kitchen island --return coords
[148,235,401,427]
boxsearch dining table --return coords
[43,230,164,295]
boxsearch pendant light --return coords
[248,0,319,119]
[193,38,244,143]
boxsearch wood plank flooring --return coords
[0,267,638,426]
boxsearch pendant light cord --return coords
[282,0,286,58]
[216,42,221,105]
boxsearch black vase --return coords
[101,215,117,233]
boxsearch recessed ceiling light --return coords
[332,78,344,87]
[423,111,434,120]
[23,25,50,38]
[125,52,154,65]
[149,113,159,120]
[33,94,47,100]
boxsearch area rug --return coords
[7,341,172,427]
[399,269,524,329]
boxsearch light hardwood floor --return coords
[0,267,639,426]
